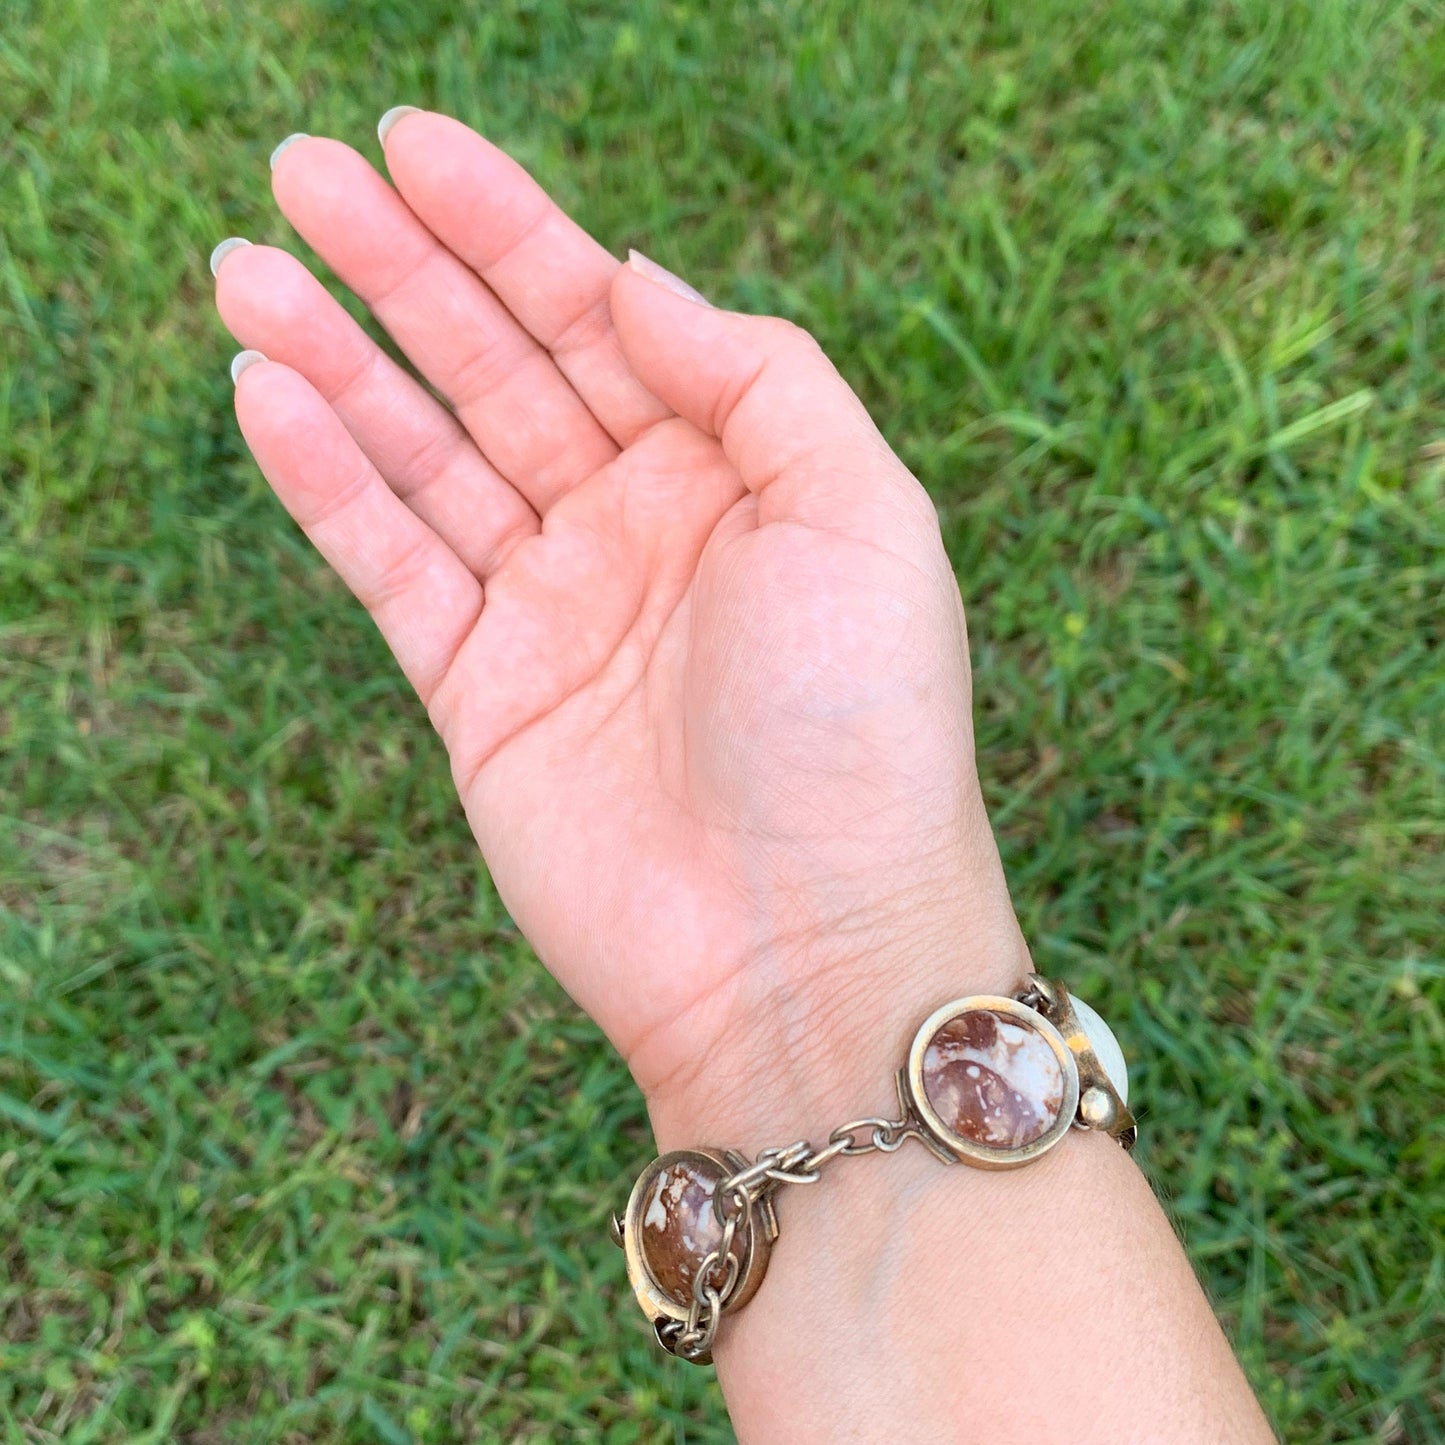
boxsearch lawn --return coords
[2,0,1442,1439]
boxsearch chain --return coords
[641,975,1132,1363]
[658,1111,921,1361]
[1013,975,1053,1012]
[656,986,1049,1359]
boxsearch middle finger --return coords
[271,137,619,514]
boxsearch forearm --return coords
[643,939,1276,1444]
[713,1130,1271,1443]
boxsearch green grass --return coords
[2,0,1442,1438]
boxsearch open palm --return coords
[216,111,1025,1144]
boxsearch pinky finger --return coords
[232,354,484,709]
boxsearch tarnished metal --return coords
[615,973,1137,1364]
[1018,975,1137,1149]
[618,1146,775,1363]
[903,992,1081,1170]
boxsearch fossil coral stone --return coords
[921,1008,1066,1149]
[638,1157,742,1306]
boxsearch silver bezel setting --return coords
[617,1148,775,1330]
[905,994,1081,1170]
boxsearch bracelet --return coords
[610,973,1135,1364]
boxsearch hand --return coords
[214,110,1027,1149]
[216,111,1278,1444]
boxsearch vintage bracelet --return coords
[610,973,1135,1363]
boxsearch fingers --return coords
[378,110,671,448]
[232,358,484,709]
[271,137,618,513]
[215,243,538,578]
[610,259,935,540]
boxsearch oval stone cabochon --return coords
[638,1157,735,1305]
[920,1008,1066,1149]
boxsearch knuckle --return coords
[758,314,820,357]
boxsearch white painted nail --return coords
[231,350,267,385]
[378,105,423,146]
[269,133,308,170]
[627,249,711,306]
[209,237,251,277]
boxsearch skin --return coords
[214,109,1277,1443]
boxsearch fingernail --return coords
[627,249,711,307]
[378,105,423,146]
[269,133,308,170]
[209,237,251,277]
[231,350,267,385]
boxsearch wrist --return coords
[614,885,1278,1441]
[637,882,1032,1156]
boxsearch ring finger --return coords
[271,137,620,514]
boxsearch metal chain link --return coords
[647,976,1126,1362]
[660,1109,921,1359]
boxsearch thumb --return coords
[610,251,931,536]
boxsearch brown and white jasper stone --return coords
[921,1008,1067,1149]
[638,1156,742,1306]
